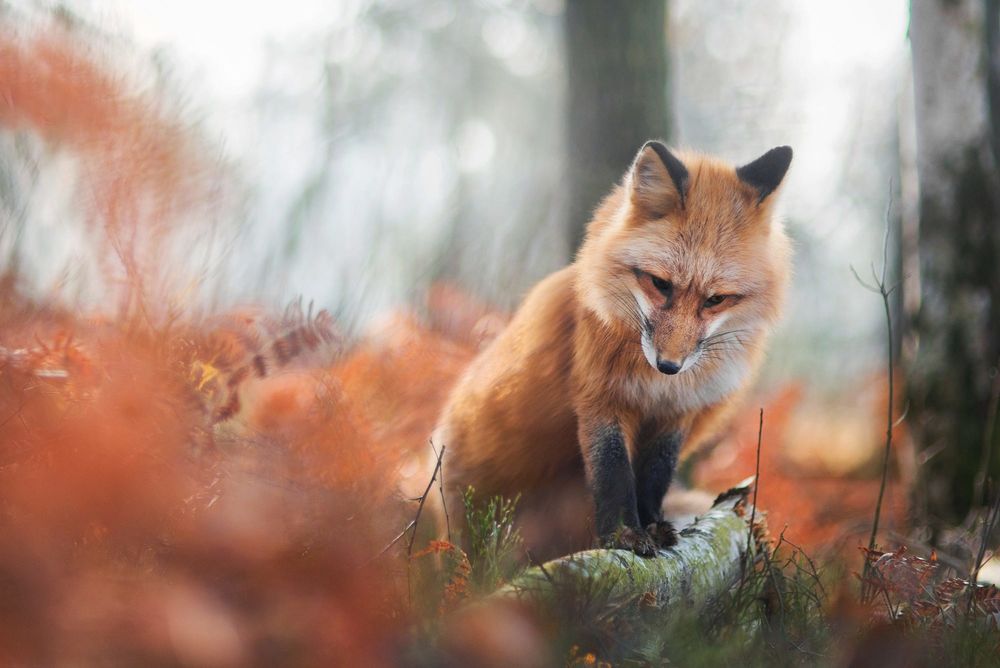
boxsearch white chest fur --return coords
[617,354,751,417]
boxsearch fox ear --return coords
[736,146,793,205]
[628,141,689,217]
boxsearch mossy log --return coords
[494,478,760,611]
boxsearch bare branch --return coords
[740,408,764,593]
[372,520,416,563]
[861,184,899,604]
[849,264,880,293]
[429,440,452,543]
[407,444,446,558]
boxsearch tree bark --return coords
[564,0,671,252]
[908,0,1000,525]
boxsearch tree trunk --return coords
[564,1,671,251]
[907,0,1000,525]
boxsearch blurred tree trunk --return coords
[907,0,1000,526]
[564,1,671,251]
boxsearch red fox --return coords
[433,142,792,556]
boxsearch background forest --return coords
[0,0,999,665]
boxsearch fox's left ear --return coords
[628,140,689,217]
[736,146,793,205]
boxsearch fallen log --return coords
[494,477,761,612]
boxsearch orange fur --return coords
[434,143,792,555]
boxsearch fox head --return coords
[576,141,793,376]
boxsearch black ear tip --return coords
[772,145,793,165]
[632,139,690,209]
[736,145,794,203]
[758,145,793,170]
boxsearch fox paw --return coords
[602,526,659,557]
[646,520,678,548]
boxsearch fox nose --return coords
[656,359,681,375]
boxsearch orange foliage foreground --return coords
[0,297,415,665]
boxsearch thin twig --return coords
[429,440,451,543]
[858,186,900,604]
[525,549,557,589]
[738,409,764,600]
[867,278,895,554]
[849,265,880,293]
[747,410,764,569]
[407,444,446,558]
[405,443,446,605]
[892,401,910,429]
[0,399,26,431]
[776,529,828,602]
[371,519,416,562]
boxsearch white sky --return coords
[73,1,909,171]
[100,0,339,95]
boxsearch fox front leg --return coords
[582,423,658,557]
[634,430,682,548]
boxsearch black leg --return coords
[580,423,660,556]
[584,424,642,538]
[635,430,682,528]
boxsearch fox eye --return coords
[703,295,727,308]
[649,274,672,295]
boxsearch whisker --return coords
[602,284,646,336]
[701,328,752,345]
